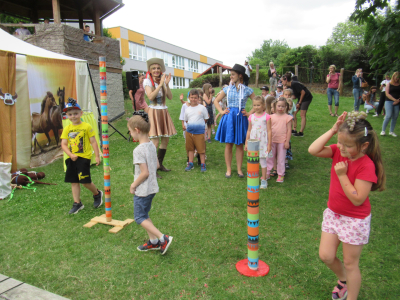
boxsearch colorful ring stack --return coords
[247,139,260,270]
[99,56,112,222]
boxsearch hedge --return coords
[189,74,231,88]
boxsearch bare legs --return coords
[71,182,98,203]
[151,136,169,150]
[319,232,364,300]
[141,218,162,240]
[225,143,244,176]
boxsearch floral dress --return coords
[248,112,271,158]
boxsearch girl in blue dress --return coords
[214,64,256,178]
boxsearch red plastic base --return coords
[236,259,270,277]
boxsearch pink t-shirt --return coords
[247,112,271,122]
[134,84,148,110]
[327,73,340,89]
[270,114,293,143]
[328,144,377,219]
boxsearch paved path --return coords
[0,274,69,300]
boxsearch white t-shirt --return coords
[133,142,159,197]
[245,65,252,77]
[179,103,190,129]
[184,104,208,134]
[381,79,390,92]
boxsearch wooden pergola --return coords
[0,0,124,35]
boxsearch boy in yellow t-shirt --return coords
[61,98,103,214]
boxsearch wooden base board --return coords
[83,214,134,233]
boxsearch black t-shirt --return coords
[291,81,313,102]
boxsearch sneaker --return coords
[276,175,284,183]
[260,179,268,189]
[292,130,297,135]
[285,163,290,169]
[294,132,304,137]
[373,113,378,117]
[389,132,397,137]
[185,162,194,171]
[93,190,103,208]
[201,163,207,172]
[212,130,215,135]
[380,131,386,136]
[207,139,212,143]
[137,240,160,252]
[160,235,173,255]
[69,202,84,214]
[332,280,347,300]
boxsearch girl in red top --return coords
[308,111,385,300]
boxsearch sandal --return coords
[334,113,339,117]
[330,113,335,117]
[270,169,277,177]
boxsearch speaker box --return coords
[126,71,140,91]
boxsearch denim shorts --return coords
[133,193,156,224]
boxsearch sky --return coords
[103,0,357,68]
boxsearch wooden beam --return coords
[339,68,344,97]
[93,1,101,36]
[52,0,61,24]
[74,0,84,29]
[255,64,259,88]
[219,67,222,88]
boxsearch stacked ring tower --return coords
[236,139,270,277]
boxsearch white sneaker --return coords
[260,179,268,189]
[373,113,378,117]
[389,132,397,137]
[380,131,386,136]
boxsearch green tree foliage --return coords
[0,13,33,34]
[326,18,366,50]
[103,28,113,38]
[350,0,400,72]
[248,39,290,70]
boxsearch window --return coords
[172,55,185,70]
[129,42,146,61]
[173,77,185,89]
[164,52,168,66]
[188,59,199,73]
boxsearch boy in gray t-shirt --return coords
[128,112,173,255]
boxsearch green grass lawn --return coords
[1,89,399,300]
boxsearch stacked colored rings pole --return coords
[99,56,112,222]
[235,139,269,277]
[246,139,260,270]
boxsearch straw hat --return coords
[146,58,166,73]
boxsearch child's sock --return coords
[150,238,159,245]
[159,234,165,243]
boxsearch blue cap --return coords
[63,98,81,112]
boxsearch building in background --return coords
[107,26,223,89]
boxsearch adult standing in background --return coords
[352,68,367,111]
[268,62,278,92]
[214,64,256,178]
[244,61,252,86]
[129,73,148,112]
[281,72,313,137]
[381,71,400,137]
[326,65,341,117]
[143,58,177,178]
[14,22,31,36]
[374,73,391,117]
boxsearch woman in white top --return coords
[143,58,177,177]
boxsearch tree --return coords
[326,18,366,50]
[247,39,290,70]
[350,0,400,72]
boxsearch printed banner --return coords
[27,57,76,167]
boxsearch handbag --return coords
[361,81,369,88]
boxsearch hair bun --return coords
[346,111,367,131]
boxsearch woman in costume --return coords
[214,64,256,178]
[143,58,177,178]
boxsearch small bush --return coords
[249,69,269,84]
[189,74,231,88]
[122,71,129,99]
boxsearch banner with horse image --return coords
[27,57,76,167]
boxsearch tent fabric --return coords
[15,55,32,169]
[0,51,17,172]
[0,28,85,62]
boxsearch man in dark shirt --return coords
[281,72,312,137]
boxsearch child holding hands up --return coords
[308,111,385,300]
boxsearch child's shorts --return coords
[186,133,205,154]
[133,193,156,224]
[321,208,371,245]
[65,157,92,184]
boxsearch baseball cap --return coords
[260,85,269,91]
[277,84,283,89]
[63,98,82,112]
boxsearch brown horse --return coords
[48,87,65,146]
[31,92,56,153]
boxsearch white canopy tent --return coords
[0,28,99,169]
